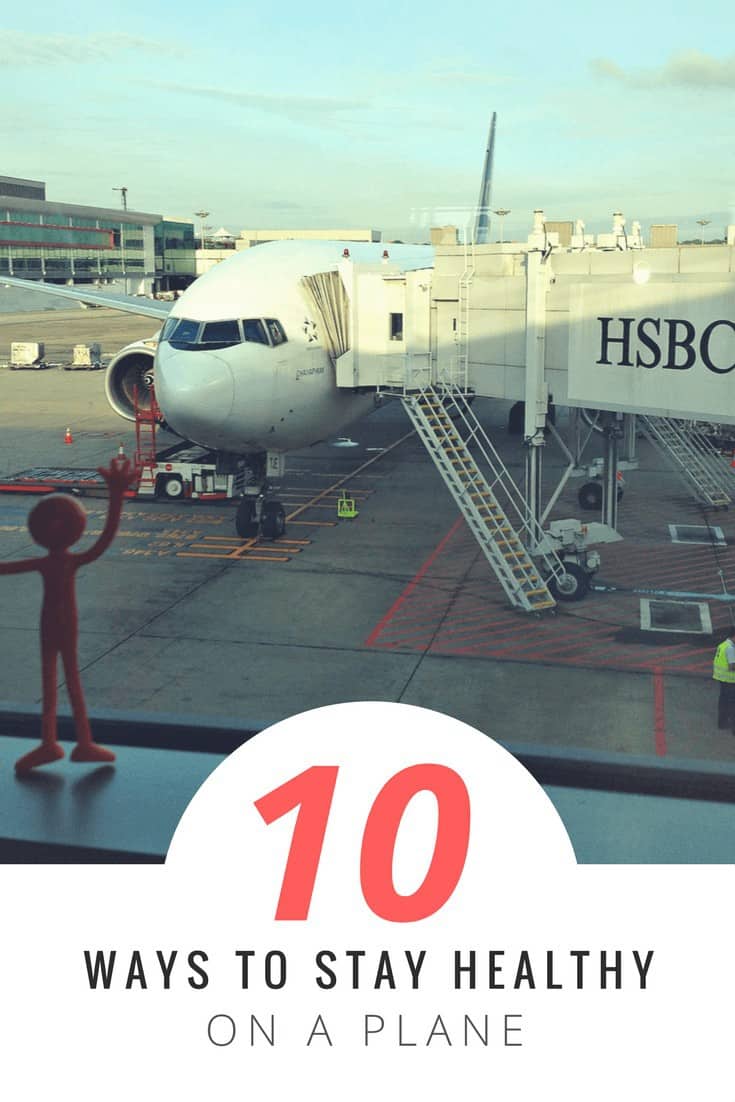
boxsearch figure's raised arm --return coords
[74,455,136,566]
[0,556,40,576]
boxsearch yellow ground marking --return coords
[286,519,336,527]
[200,535,311,546]
[173,428,415,564]
[178,534,307,563]
[284,431,412,524]
[281,490,373,501]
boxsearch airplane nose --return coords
[155,350,235,442]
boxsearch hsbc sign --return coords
[567,283,735,422]
[597,316,735,374]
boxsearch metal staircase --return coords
[401,384,561,612]
[639,415,732,508]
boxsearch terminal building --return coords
[0,175,196,293]
[0,175,383,291]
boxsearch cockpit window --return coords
[201,320,241,345]
[265,319,287,345]
[161,316,179,341]
[169,318,201,344]
[160,316,285,351]
[242,319,269,345]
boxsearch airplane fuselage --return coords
[154,239,433,454]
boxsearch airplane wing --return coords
[0,274,172,321]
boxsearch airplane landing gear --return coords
[235,497,286,540]
[236,498,259,539]
[234,449,286,540]
[260,501,286,540]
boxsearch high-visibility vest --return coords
[713,640,735,682]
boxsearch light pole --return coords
[493,208,511,244]
[113,188,129,293]
[194,210,210,249]
[696,218,711,245]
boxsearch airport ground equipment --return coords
[638,415,732,508]
[337,491,358,519]
[577,460,625,512]
[0,392,246,504]
[0,467,130,497]
[399,384,603,610]
[134,385,284,538]
[9,342,48,370]
[65,343,102,370]
[132,385,248,503]
[532,519,622,601]
[0,451,246,502]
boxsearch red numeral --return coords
[254,766,339,920]
[360,764,470,922]
[257,763,470,922]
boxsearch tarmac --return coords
[2,307,735,860]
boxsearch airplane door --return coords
[435,301,459,374]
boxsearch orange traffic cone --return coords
[64,427,73,445]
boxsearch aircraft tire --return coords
[548,562,589,602]
[236,498,259,539]
[260,501,286,540]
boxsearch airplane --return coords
[1,238,434,537]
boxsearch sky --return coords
[1,1,734,242]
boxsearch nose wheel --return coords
[260,501,286,540]
[235,498,286,540]
[235,499,259,538]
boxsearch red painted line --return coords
[364,518,464,646]
[383,596,458,626]
[376,624,444,647]
[436,608,515,634]
[473,619,614,661]
[653,667,667,756]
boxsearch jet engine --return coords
[104,337,158,421]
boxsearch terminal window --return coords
[389,312,404,341]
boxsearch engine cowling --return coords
[104,337,158,421]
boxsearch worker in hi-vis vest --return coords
[713,629,735,733]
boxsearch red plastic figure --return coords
[0,455,136,774]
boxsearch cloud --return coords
[0,29,186,66]
[155,82,369,123]
[591,50,735,88]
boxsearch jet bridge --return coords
[333,241,735,413]
[431,239,735,526]
[321,241,735,610]
[332,256,434,390]
[336,241,735,507]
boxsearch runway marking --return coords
[178,535,308,563]
[286,519,336,527]
[286,430,413,524]
[364,517,464,647]
[365,521,729,683]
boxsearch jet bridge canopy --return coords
[299,271,350,362]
